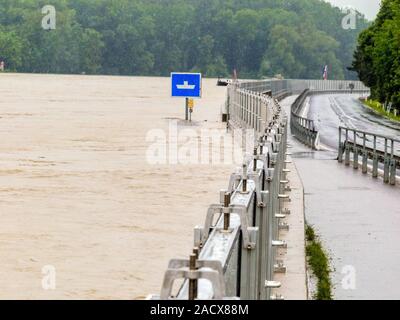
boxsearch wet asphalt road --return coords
[282,95,400,300]
[308,94,400,152]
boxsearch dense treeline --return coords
[352,0,400,109]
[0,0,369,79]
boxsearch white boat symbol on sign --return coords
[176,81,196,90]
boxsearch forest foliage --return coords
[0,0,369,79]
[352,0,400,109]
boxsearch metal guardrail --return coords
[236,79,369,95]
[155,79,372,301]
[156,80,292,300]
[227,86,279,132]
[290,90,318,149]
[288,83,370,149]
[297,79,369,92]
[236,79,304,95]
[338,127,400,185]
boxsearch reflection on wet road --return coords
[282,94,400,300]
[308,94,400,151]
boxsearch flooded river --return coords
[0,74,234,299]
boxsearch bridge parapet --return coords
[227,79,369,150]
[236,79,369,93]
[153,79,372,301]
[287,81,370,149]
[290,89,319,149]
[226,85,281,134]
[338,126,399,185]
[153,80,293,300]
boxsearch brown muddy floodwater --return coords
[0,73,236,299]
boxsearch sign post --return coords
[188,98,194,122]
[171,73,202,121]
[185,98,189,121]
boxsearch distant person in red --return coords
[0,61,5,72]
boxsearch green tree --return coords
[353,0,400,109]
[80,28,104,74]
[0,0,371,79]
[0,29,23,70]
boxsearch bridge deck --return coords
[282,95,400,300]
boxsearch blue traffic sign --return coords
[171,73,202,98]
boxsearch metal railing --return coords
[236,79,369,95]
[338,127,400,185]
[287,82,370,149]
[236,79,304,95]
[155,79,372,301]
[290,89,318,149]
[297,79,369,92]
[157,80,292,300]
[227,85,279,133]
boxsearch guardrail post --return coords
[240,227,259,300]
[244,91,248,125]
[250,93,254,128]
[389,140,396,185]
[345,145,351,166]
[188,253,198,300]
[264,168,276,300]
[384,157,390,183]
[258,190,269,300]
[362,133,368,174]
[389,159,397,186]
[338,127,344,163]
[372,136,379,178]
[353,131,359,169]
[384,138,390,184]
[343,128,350,165]
[247,92,251,126]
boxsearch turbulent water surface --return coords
[0,74,234,299]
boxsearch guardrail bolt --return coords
[242,163,248,192]
[189,253,198,300]
[223,192,231,231]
